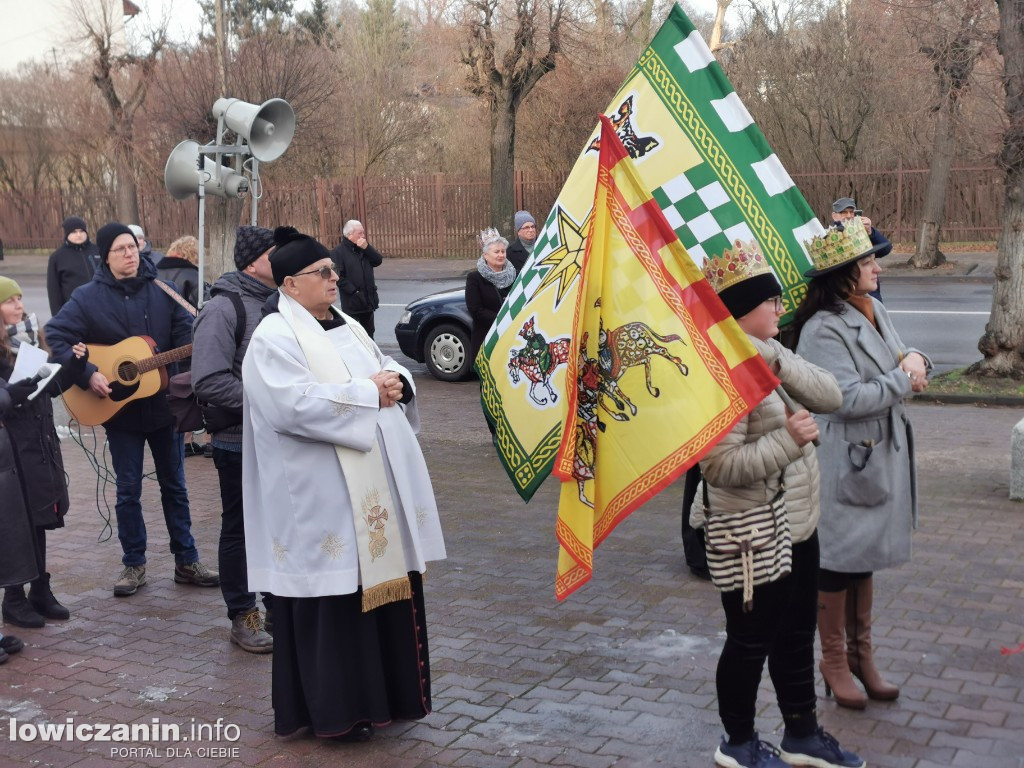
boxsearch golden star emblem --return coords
[534,206,593,308]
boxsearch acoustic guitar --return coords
[62,336,193,426]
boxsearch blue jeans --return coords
[106,425,198,567]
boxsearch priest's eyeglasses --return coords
[294,265,338,280]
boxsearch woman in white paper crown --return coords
[0,276,87,631]
[698,243,864,768]
[466,227,515,440]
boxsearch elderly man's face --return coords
[346,225,366,242]
[284,257,338,319]
[517,221,537,240]
[832,206,857,223]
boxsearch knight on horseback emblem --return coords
[507,316,571,406]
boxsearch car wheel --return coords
[424,323,471,382]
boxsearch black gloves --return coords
[4,378,36,407]
[67,349,89,376]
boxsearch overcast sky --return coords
[0,0,731,73]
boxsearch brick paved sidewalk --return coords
[1,380,1022,768]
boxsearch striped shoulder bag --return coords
[703,469,792,612]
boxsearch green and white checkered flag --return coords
[478,3,825,501]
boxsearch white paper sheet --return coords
[10,343,48,383]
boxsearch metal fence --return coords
[0,165,1004,255]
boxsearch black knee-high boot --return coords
[28,528,69,621]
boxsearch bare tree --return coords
[462,0,565,233]
[70,0,166,224]
[910,0,991,268]
[973,0,1024,378]
[725,1,877,171]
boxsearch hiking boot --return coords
[113,565,147,597]
[29,573,70,620]
[780,727,865,768]
[230,609,274,654]
[2,587,45,628]
[715,734,788,768]
[174,561,220,587]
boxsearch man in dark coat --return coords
[45,222,219,598]
[330,219,382,338]
[506,210,537,274]
[46,216,100,315]
[191,225,276,654]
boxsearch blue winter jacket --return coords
[45,256,194,432]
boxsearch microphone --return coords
[28,365,53,384]
[25,364,62,402]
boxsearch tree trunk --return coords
[490,97,516,235]
[205,196,244,284]
[911,105,952,268]
[709,0,731,52]
[972,167,1024,376]
[973,0,1024,377]
[115,152,140,225]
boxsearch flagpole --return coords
[774,385,820,447]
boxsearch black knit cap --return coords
[269,226,332,286]
[717,272,782,319]
[234,225,276,270]
[62,216,88,238]
[95,222,135,262]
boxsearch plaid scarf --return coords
[6,313,39,352]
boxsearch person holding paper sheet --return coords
[0,277,87,628]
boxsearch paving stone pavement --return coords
[0,375,1022,768]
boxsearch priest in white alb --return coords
[241,226,446,741]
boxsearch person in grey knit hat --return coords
[506,210,536,274]
[189,224,277,653]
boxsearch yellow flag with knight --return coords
[477,4,824,510]
[551,116,780,599]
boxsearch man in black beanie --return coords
[240,226,445,742]
[190,225,277,653]
[46,216,100,316]
[46,221,219,598]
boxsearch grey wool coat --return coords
[795,299,930,573]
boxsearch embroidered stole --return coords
[278,294,411,611]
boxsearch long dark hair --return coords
[0,325,11,365]
[790,260,862,347]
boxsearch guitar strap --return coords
[154,280,197,318]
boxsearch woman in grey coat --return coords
[793,218,930,710]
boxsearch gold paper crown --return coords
[803,217,875,275]
[703,239,772,293]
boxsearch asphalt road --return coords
[9,269,993,377]
[378,277,995,377]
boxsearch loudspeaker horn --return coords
[164,140,250,200]
[212,97,295,162]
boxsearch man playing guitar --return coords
[46,222,219,598]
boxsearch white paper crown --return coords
[479,227,503,250]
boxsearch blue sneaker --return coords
[779,727,865,768]
[715,733,788,768]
